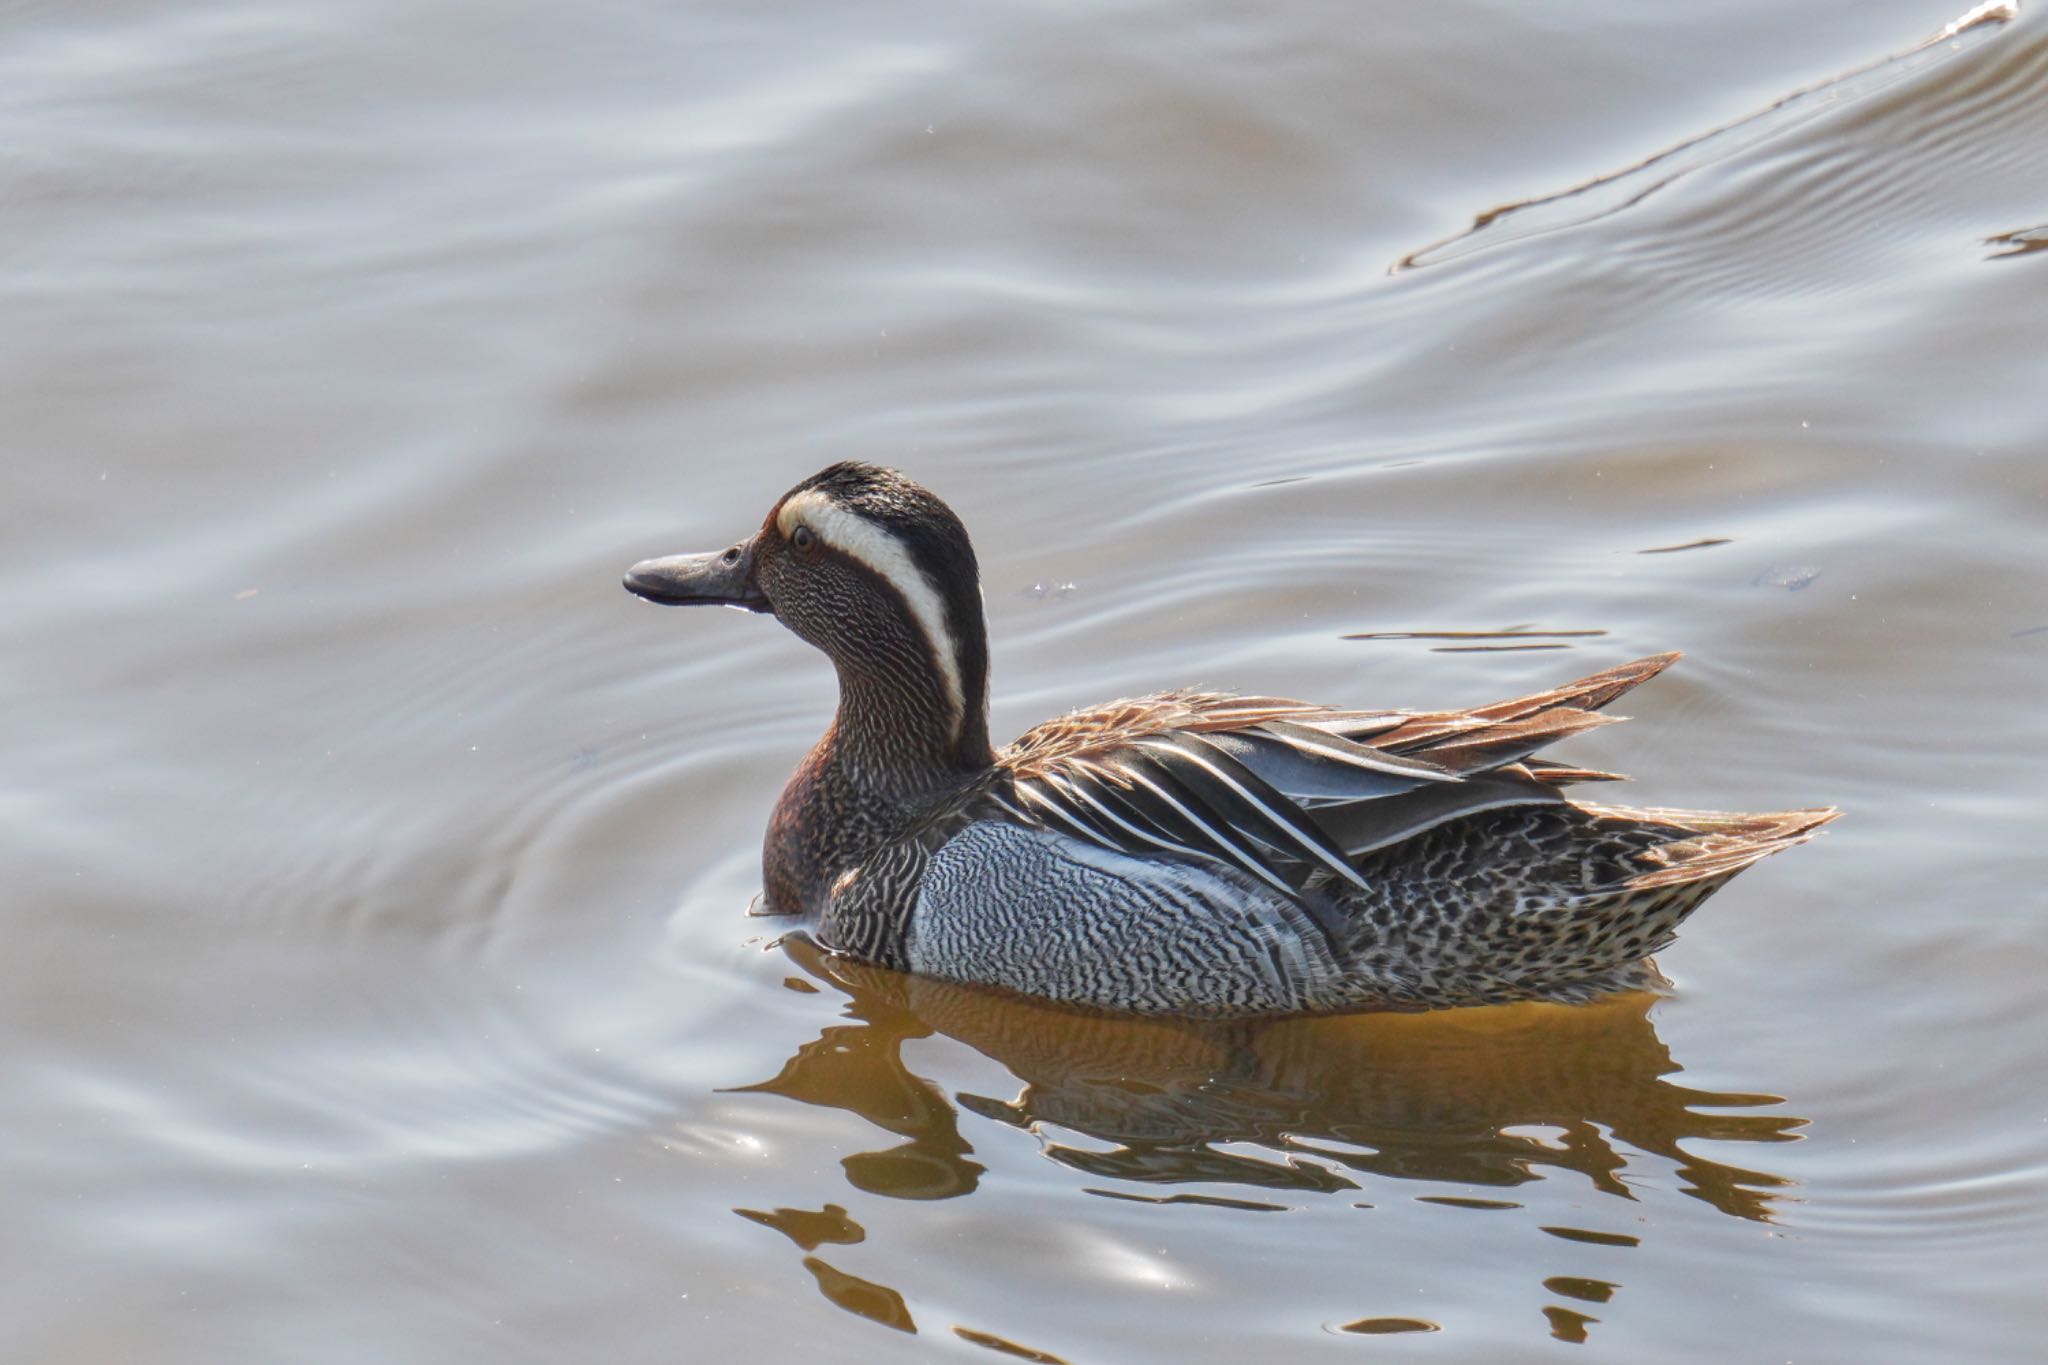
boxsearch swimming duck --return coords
[624,462,1833,1017]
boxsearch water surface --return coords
[6,0,2047,1359]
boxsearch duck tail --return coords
[1519,803,1839,981]
[1582,803,1840,891]
[1347,800,1838,1007]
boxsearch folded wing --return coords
[994,653,1681,897]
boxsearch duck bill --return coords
[623,538,771,612]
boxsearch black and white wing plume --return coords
[993,714,1549,899]
[992,657,1678,903]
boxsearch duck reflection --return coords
[737,939,1803,1222]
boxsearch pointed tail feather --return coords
[1471,651,1682,722]
[1592,805,1840,892]
[1372,653,1682,757]
[1514,761,1630,786]
[1413,707,1621,776]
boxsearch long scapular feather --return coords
[1035,767,1198,861]
[1316,770,1563,857]
[1007,777,1133,851]
[1203,729,1440,806]
[1413,707,1617,774]
[1285,710,1413,741]
[1094,758,1307,898]
[1253,719,1461,782]
[1132,733,1371,892]
[1043,766,1242,872]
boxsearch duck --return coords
[624,461,1834,1018]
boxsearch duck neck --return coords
[765,647,993,918]
[826,656,993,800]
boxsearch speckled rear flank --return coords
[1324,803,1826,1011]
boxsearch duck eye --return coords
[791,525,815,551]
[721,546,740,565]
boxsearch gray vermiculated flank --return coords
[909,822,1345,1016]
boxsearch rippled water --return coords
[7,0,2046,1358]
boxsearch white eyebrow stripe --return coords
[778,488,965,733]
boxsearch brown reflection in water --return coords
[753,939,1802,1222]
[1543,1304,1598,1344]
[729,972,985,1200]
[733,940,1805,1345]
[952,1325,1072,1363]
[1637,537,1734,555]
[1336,1317,1440,1335]
[801,1256,916,1334]
[1543,1275,1618,1345]
[1545,1275,1618,1304]
[733,1202,865,1252]
[1984,224,2048,259]
[1542,1225,1641,1248]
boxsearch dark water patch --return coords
[1334,1316,1440,1335]
[954,1326,1071,1363]
[1541,1226,1643,1249]
[1431,643,1573,653]
[1049,1143,1359,1194]
[734,1203,866,1251]
[801,1256,916,1333]
[1638,538,1733,555]
[1544,1305,1599,1343]
[1343,628,1607,642]
[1544,1276,1618,1304]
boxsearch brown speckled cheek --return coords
[781,566,879,659]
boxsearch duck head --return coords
[624,462,995,776]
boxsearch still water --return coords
[5,0,2046,1359]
